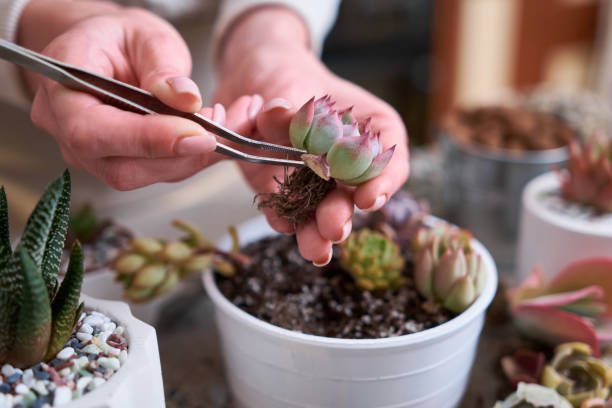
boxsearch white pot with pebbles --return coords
[0,295,164,408]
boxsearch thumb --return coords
[130,19,202,113]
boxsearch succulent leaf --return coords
[8,248,52,368]
[305,112,343,155]
[501,349,546,386]
[0,187,10,267]
[289,97,314,149]
[45,241,84,360]
[342,145,395,186]
[327,135,375,181]
[443,274,476,314]
[413,248,434,298]
[302,154,331,181]
[494,382,572,408]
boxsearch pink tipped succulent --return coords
[412,224,487,314]
[557,136,612,213]
[501,349,546,387]
[289,96,396,185]
[508,258,612,356]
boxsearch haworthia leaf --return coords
[0,251,21,360]
[0,186,11,266]
[40,170,71,298]
[8,248,51,368]
[45,241,83,360]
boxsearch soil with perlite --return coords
[216,234,452,339]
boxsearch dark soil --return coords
[442,106,576,151]
[216,234,452,339]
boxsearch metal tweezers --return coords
[0,39,305,167]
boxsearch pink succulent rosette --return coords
[508,258,612,356]
[289,96,395,185]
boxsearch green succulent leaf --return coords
[9,248,51,368]
[0,187,12,358]
[45,241,84,360]
[0,186,11,267]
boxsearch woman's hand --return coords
[215,8,409,265]
[18,0,239,190]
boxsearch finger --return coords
[262,208,294,234]
[206,95,254,166]
[315,188,354,243]
[255,98,293,142]
[127,12,202,112]
[354,128,410,212]
[296,221,333,266]
[48,83,215,159]
[93,155,210,191]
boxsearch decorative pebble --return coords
[5,373,21,384]
[102,322,116,332]
[56,347,75,360]
[83,315,104,328]
[81,344,102,355]
[91,377,106,388]
[14,384,28,395]
[31,381,48,396]
[78,323,93,335]
[76,332,92,342]
[0,383,11,392]
[53,386,71,406]
[21,369,35,387]
[1,365,15,377]
[76,377,92,391]
[119,350,128,366]
[113,326,124,336]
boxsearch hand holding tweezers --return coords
[0,38,305,167]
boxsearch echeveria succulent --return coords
[112,220,247,302]
[541,342,612,407]
[508,259,612,356]
[412,224,486,314]
[339,228,405,291]
[494,382,572,408]
[289,96,395,185]
[0,171,84,368]
[557,136,612,213]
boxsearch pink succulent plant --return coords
[508,258,612,356]
[501,349,546,387]
[557,136,612,213]
[289,96,396,185]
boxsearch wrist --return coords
[219,6,309,75]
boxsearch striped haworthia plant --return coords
[0,171,84,367]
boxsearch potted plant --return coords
[64,208,217,325]
[516,136,612,282]
[203,201,497,407]
[439,103,575,266]
[0,172,164,408]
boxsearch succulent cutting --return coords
[412,224,487,314]
[258,96,395,227]
[508,258,612,356]
[557,136,612,213]
[0,171,84,368]
[541,342,612,407]
[111,220,248,302]
[339,228,405,291]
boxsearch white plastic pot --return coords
[63,294,165,408]
[516,172,612,282]
[203,215,498,408]
[80,269,196,325]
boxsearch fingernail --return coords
[313,248,333,267]
[213,103,226,125]
[175,133,216,156]
[248,94,264,121]
[332,220,352,244]
[167,76,201,101]
[262,98,292,112]
[363,194,387,212]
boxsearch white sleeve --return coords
[0,0,32,108]
[212,0,341,60]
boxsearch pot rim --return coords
[523,171,612,237]
[441,131,568,164]
[202,215,498,349]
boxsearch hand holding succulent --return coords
[412,224,486,314]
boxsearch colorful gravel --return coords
[0,309,128,407]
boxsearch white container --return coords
[203,215,498,408]
[62,295,165,408]
[80,269,197,325]
[517,172,612,282]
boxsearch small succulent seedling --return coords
[0,171,84,368]
[541,342,612,407]
[494,382,572,408]
[259,96,396,227]
[112,220,247,302]
[412,224,486,314]
[557,136,612,213]
[508,258,612,356]
[339,228,405,291]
